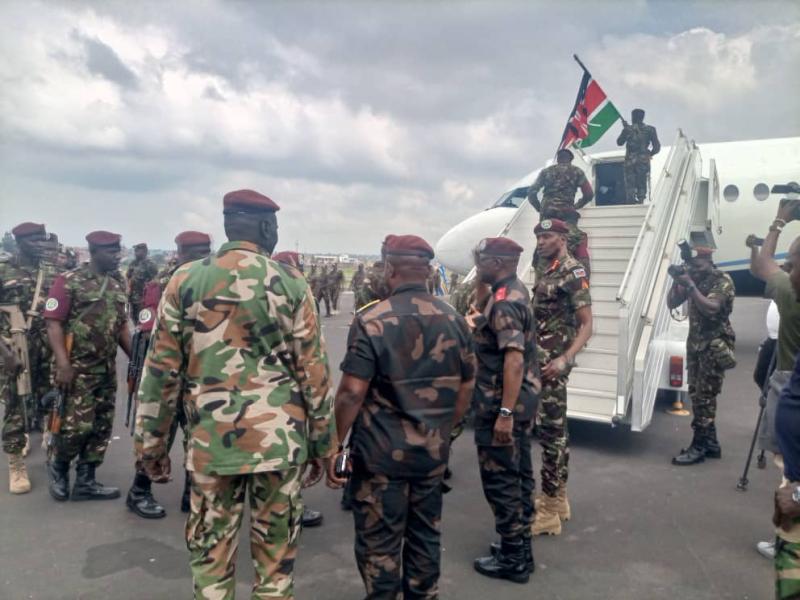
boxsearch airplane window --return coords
[491,187,529,209]
[753,183,770,201]
[723,184,739,202]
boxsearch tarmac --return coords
[0,293,778,599]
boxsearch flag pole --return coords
[573,54,591,76]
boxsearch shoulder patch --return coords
[494,286,507,301]
[572,267,587,279]
[357,299,381,314]
[45,298,59,311]
[138,308,153,324]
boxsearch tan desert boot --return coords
[9,454,31,494]
[534,489,571,522]
[532,494,562,536]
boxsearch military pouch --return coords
[709,338,736,370]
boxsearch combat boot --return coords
[126,473,166,519]
[536,488,571,521]
[301,507,324,527]
[8,454,31,494]
[48,459,70,502]
[704,425,721,459]
[474,538,530,583]
[672,430,706,466]
[180,471,191,513]
[71,463,120,501]
[489,534,534,571]
[532,495,562,536]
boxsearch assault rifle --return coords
[125,329,149,435]
[44,332,73,450]
[0,304,34,431]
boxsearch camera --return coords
[334,450,350,478]
[668,264,686,278]
[667,240,693,278]
[773,182,800,220]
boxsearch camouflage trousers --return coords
[623,158,650,204]
[351,462,444,599]
[538,376,569,498]
[187,467,303,600]
[775,536,800,599]
[331,288,341,312]
[1,378,27,455]
[687,349,725,434]
[476,420,535,540]
[50,371,116,465]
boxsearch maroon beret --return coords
[272,251,302,268]
[477,237,524,256]
[12,222,45,238]
[534,218,570,235]
[85,230,121,247]
[692,246,714,258]
[223,189,280,213]
[133,242,148,250]
[383,234,434,259]
[174,231,211,247]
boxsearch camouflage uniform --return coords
[527,164,591,278]
[686,269,735,441]
[532,256,591,498]
[134,240,335,599]
[0,255,57,454]
[471,275,538,541]
[43,265,128,465]
[330,267,344,312]
[350,267,366,310]
[341,282,476,598]
[617,123,660,203]
[125,257,158,320]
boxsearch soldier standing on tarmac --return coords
[350,263,366,310]
[531,219,593,536]
[468,237,538,584]
[616,108,660,204]
[126,243,158,321]
[668,246,736,466]
[134,190,335,598]
[125,231,211,519]
[44,230,131,502]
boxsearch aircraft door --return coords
[708,159,721,236]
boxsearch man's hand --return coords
[54,361,75,387]
[325,452,349,489]
[676,272,694,288]
[493,415,513,445]
[773,485,800,532]
[777,199,800,224]
[143,455,171,484]
[541,356,568,381]
[302,458,325,489]
[465,305,481,330]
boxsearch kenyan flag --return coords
[559,69,621,150]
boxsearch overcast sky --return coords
[2,1,799,254]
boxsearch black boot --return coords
[489,536,534,571]
[126,473,166,519]
[474,538,530,583]
[71,463,120,500]
[301,507,324,527]
[704,425,721,459]
[48,459,70,502]
[180,471,191,513]
[672,431,706,466]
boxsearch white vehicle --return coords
[435,133,800,430]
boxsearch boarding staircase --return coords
[467,130,717,430]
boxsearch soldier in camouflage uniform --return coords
[668,246,735,466]
[616,108,660,204]
[327,234,476,599]
[356,261,390,311]
[527,148,595,279]
[467,237,538,584]
[1,222,57,493]
[134,190,335,599]
[350,263,366,310]
[44,230,132,502]
[126,243,158,321]
[531,219,593,536]
[126,231,211,520]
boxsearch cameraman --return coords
[667,246,736,466]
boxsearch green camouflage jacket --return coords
[619,123,659,162]
[0,254,58,338]
[532,255,592,364]
[341,282,476,477]
[126,258,158,304]
[43,265,127,373]
[687,268,735,350]
[135,240,335,476]
[527,163,587,212]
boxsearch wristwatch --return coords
[498,407,514,418]
[793,485,800,503]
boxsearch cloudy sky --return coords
[1,1,799,254]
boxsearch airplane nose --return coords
[435,226,470,274]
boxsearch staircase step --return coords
[590,258,630,272]
[585,332,618,352]
[575,348,618,370]
[587,246,635,260]
[566,387,618,423]
[582,204,649,215]
[589,285,621,302]
[580,215,646,227]
[589,271,624,286]
[568,367,617,393]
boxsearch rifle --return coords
[45,332,73,449]
[0,304,34,431]
[125,329,149,435]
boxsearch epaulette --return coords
[357,299,381,314]
[494,286,507,301]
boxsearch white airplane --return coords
[436,136,800,295]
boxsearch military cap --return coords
[556,148,574,160]
[85,230,121,247]
[632,108,645,117]
[133,242,148,250]
[12,222,45,238]
[382,234,434,259]
[692,246,714,258]
[272,251,302,268]
[223,189,280,213]
[476,237,524,256]
[534,218,570,235]
[174,231,211,247]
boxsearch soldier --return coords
[527,148,594,278]
[44,230,131,502]
[126,243,158,321]
[326,234,476,598]
[350,263,366,311]
[616,108,660,204]
[134,190,335,598]
[1,222,57,493]
[531,219,593,536]
[467,237,538,583]
[126,231,211,519]
[668,246,735,465]
[331,264,345,314]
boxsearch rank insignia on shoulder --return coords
[572,268,587,279]
[494,287,507,301]
[357,299,380,313]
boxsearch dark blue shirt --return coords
[777,351,800,482]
